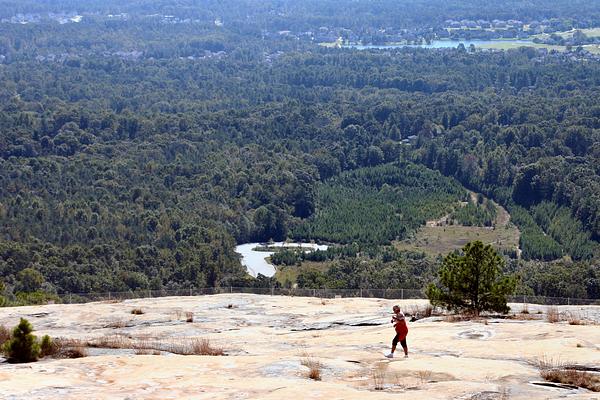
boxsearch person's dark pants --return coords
[392,333,408,355]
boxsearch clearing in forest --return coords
[395,196,520,258]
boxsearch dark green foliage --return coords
[15,268,44,292]
[272,243,392,265]
[270,249,302,266]
[3,318,40,363]
[3,0,598,30]
[519,261,600,299]
[296,250,436,290]
[297,269,329,289]
[0,280,6,307]
[509,206,564,261]
[14,291,60,306]
[531,202,596,261]
[450,199,496,227]
[39,335,53,358]
[426,241,517,314]
[293,163,465,244]
[0,0,598,302]
[253,206,287,242]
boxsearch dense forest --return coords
[293,163,466,244]
[2,0,600,30]
[0,0,599,303]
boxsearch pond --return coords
[344,39,534,50]
[235,242,329,278]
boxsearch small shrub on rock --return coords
[185,311,194,322]
[546,306,560,323]
[4,318,40,363]
[60,346,87,358]
[0,325,10,347]
[39,335,53,357]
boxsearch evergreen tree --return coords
[3,318,40,363]
[426,241,517,315]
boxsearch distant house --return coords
[492,20,507,28]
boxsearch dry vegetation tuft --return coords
[190,338,224,356]
[546,306,560,323]
[44,338,88,358]
[60,346,88,358]
[89,334,131,349]
[106,319,129,329]
[371,362,388,390]
[0,325,10,347]
[82,334,225,356]
[185,311,194,323]
[301,354,323,381]
[422,304,433,318]
[408,304,433,319]
[416,370,432,385]
[511,312,539,321]
[308,365,322,380]
[565,312,587,325]
[443,313,472,322]
[536,358,600,392]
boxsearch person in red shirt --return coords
[385,305,408,358]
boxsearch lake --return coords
[235,242,329,278]
[345,39,534,50]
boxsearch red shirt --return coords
[392,312,408,338]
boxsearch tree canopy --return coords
[427,241,517,314]
[0,0,598,303]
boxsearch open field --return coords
[396,197,520,257]
[478,41,565,52]
[582,44,600,54]
[395,224,520,257]
[0,294,599,399]
[531,28,600,40]
[275,260,332,286]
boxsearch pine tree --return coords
[426,241,517,315]
[4,318,40,363]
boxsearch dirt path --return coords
[493,200,512,228]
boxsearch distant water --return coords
[345,39,534,50]
[235,242,329,278]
